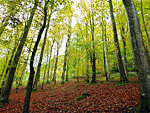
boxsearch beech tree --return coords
[123,0,150,112]
[0,0,38,104]
[108,0,128,83]
[33,0,54,91]
[23,0,49,112]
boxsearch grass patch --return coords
[0,104,4,108]
[33,101,38,104]
[104,81,109,84]
[77,93,90,101]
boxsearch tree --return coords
[53,39,62,85]
[89,0,96,83]
[61,18,71,84]
[33,0,54,91]
[23,0,49,112]
[0,0,38,104]
[108,0,128,83]
[123,0,150,112]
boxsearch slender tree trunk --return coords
[102,19,108,82]
[89,1,96,83]
[140,0,150,44]
[15,63,21,93]
[104,26,110,78]
[73,57,76,78]
[109,0,128,83]
[19,42,32,86]
[123,0,150,112]
[51,55,55,81]
[33,7,53,91]
[47,40,54,83]
[85,21,89,83]
[66,49,70,82]
[120,25,128,77]
[1,51,9,76]
[0,40,18,91]
[61,36,70,84]
[77,58,80,82]
[53,42,59,85]
[0,0,38,104]
[23,1,48,112]
[61,19,71,84]
[41,64,47,90]
[42,50,49,90]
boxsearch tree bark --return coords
[89,1,96,83]
[33,6,53,90]
[41,64,47,90]
[0,0,38,104]
[102,17,108,82]
[23,0,48,112]
[42,50,49,90]
[66,53,69,82]
[123,0,150,112]
[120,25,128,77]
[109,0,128,83]
[19,41,32,86]
[104,26,110,78]
[77,58,80,82]
[53,42,60,85]
[47,40,54,83]
[140,0,150,44]
[61,34,70,84]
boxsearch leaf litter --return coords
[0,79,139,113]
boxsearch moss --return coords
[61,81,65,84]
[77,93,90,101]
[137,97,150,113]
[104,81,109,84]
[33,101,38,104]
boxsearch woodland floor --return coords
[0,78,139,113]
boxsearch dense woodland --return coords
[0,0,150,112]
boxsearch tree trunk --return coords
[140,0,150,44]
[0,39,18,91]
[19,41,33,86]
[61,36,70,84]
[66,54,69,82]
[0,50,9,80]
[0,0,38,104]
[23,1,48,112]
[89,1,96,83]
[120,25,128,77]
[41,64,47,90]
[104,26,110,78]
[53,42,59,85]
[33,7,53,91]
[123,0,150,112]
[102,18,108,82]
[42,50,49,90]
[109,0,128,83]
[47,40,54,83]
[51,55,55,81]
[77,58,80,82]
[73,57,76,78]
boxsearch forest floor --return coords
[0,77,139,113]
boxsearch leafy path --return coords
[0,79,139,112]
